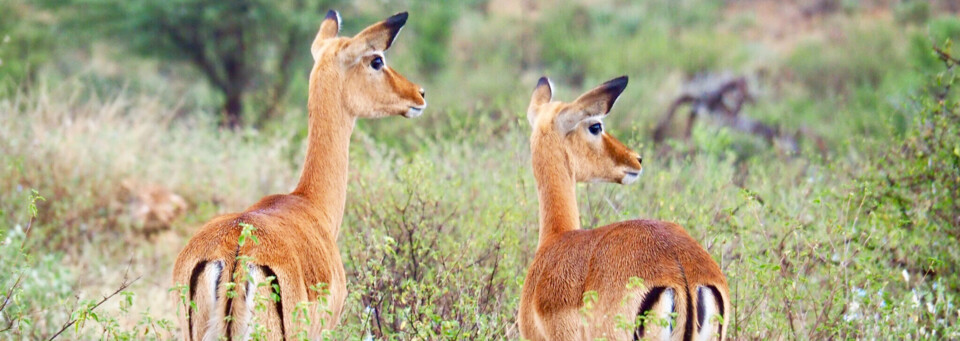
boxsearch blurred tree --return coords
[537,5,592,86]
[54,0,341,128]
[408,0,459,79]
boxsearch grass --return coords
[2,1,960,339]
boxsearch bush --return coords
[0,189,174,339]
[911,16,960,71]
[866,42,960,295]
[336,149,528,339]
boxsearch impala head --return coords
[310,10,427,118]
[527,76,643,184]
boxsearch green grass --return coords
[2,1,960,340]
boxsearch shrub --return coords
[865,42,960,294]
[0,189,173,339]
[337,154,522,339]
[910,16,960,71]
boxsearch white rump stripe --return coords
[658,288,675,341]
[203,261,224,341]
[696,287,718,341]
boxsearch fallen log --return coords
[652,72,823,155]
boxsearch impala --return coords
[518,76,729,341]
[172,10,426,340]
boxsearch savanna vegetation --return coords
[1,0,959,339]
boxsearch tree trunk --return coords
[222,92,242,129]
[221,50,245,129]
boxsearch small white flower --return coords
[902,269,910,283]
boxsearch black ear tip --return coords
[537,76,550,88]
[325,10,339,21]
[606,75,628,88]
[385,11,409,29]
[604,75,628,95]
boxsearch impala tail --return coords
[184,258,286,341]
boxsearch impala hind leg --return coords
[227,265,285,340]
[268,265,313,338]
[541,310,583,341]
[518,304,547,341]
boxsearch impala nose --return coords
[419,88,426,99]
[637,156,643,164]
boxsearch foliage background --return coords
[1,0,959,339]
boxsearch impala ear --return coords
[312,10,341,60]
[556,76,628,132]
[353,11,408,52]
[574,76,628,117]
[527,77,553,126]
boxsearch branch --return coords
[158,19,229,94]
[933,45,960,68]
[0,275,23,316]
[932,45,958,102]
[0,206,39,332]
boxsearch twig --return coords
[0,275,23,315]
[482,238,504,307]
[0,206,39,333]
[46,275,141,341]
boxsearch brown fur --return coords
[172,11,425,340]
[519,77,730,341]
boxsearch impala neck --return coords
[292,70,355,237]
[530,132,581,248]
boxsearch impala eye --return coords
[370,56,384,70]
[588,123,602,136]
